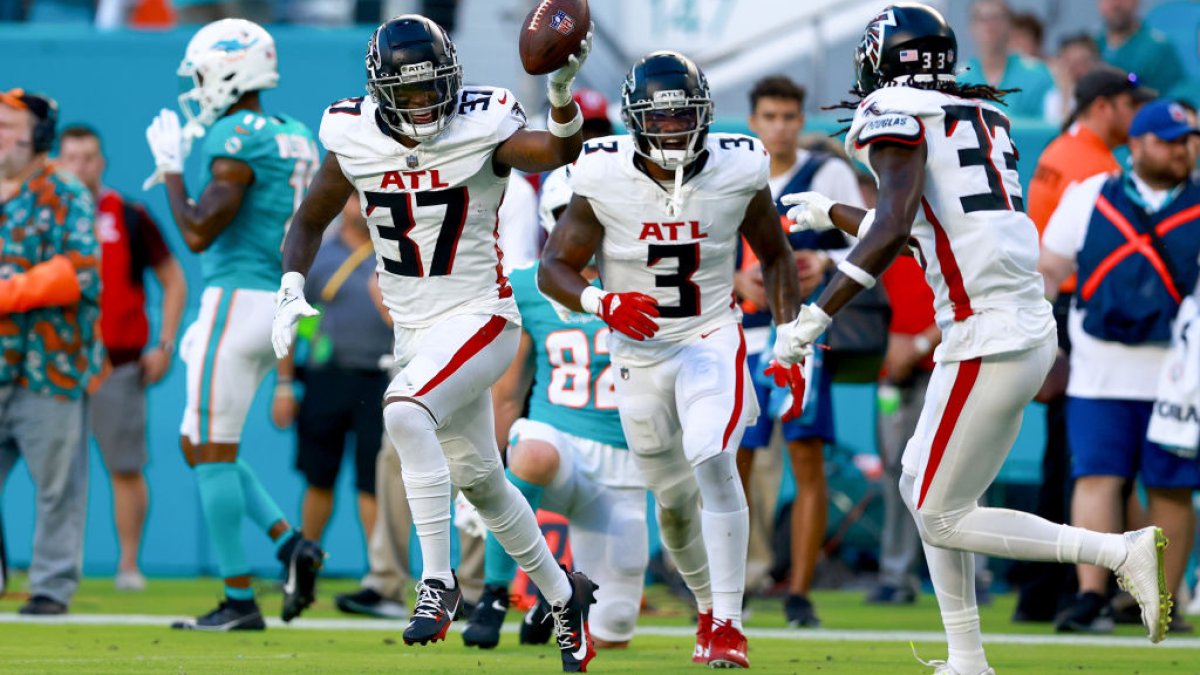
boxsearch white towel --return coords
[1148,296,1200,458]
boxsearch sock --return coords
[926,544,988,674]
[483,470,545,587]
[195,463,249,580]
[701,507,749,630]
[235,459,286,534]
[225,584,255,603]
[463,467,571,606]
[1059,526,1129,570]
[274,529,301,562]
[385,401,455,589]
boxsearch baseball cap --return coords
[1074,67,1157,111]
[1129,99,1200,141]
[572,88,610,122]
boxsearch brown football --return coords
[519,0,590,76]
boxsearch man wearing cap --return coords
[0,89,102,615]
[1011,65,1154,624]
[1040,99,1200,634]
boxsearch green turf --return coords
[0,575,1194,673]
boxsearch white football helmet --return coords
[177,19,279,140]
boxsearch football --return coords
[519,0,590,76]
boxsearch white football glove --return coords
[774,304,832,366]
[453,492,487,539]
[272,271,320,359]
[781,191,836,233]
[546,24,594,108]
[142,109,186,190]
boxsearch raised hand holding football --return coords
[519,0,591,76]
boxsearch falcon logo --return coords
[861,9,897,70]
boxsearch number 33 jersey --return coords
[845,86,1054,362]
[319,88,527,328]
[571,133,769,367]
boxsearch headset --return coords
[27,93,59,154]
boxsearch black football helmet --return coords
[366,14,462,140]
[855,3,957,95]
[621,51,713,170]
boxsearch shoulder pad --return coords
[570,135,629,198]
[320,96,372,156]
[853,113,925,149]
[456,86,527,144]
[708,133,770,190]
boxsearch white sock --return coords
[702,507,748,630]
[463,468,572,606]
[925,544,988,675]
[403,468,454,588]
[657,501,713,613]
[1059,526,1129,570]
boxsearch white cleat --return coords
[1114,526,1172,643]
[911,644,995,674]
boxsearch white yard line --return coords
[1,613,1197,649]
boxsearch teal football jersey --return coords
[199,111,318,290]
[511,263,627,449]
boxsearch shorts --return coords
[90,361,147,474]
[1067,396,1200,489]
[508,418,643,491]
[179,287,276,445]
[740,350,835,449]
[296,367,390,494]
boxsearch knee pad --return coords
[591,597,639,643]
[384,399,435,440]
[693,453,745,513]
[458,465,506,504]
[916,503,975,549]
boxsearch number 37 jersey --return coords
[571,133,769,367]
[319,89,526,328]
[845,86,1054,362]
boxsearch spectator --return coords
[0,89,102,615]
[1010,12,1045,60]
[1044,35,1102,125]
[739,74,864,628]
[57,125,187,592]
[1096,0,1185,99]
[272,193,392,551]
[958,0,1055,120]
[1039,100,1200,634]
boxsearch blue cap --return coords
[1129,100,1200,141]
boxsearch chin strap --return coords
[665,165,685,218]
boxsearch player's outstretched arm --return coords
[538,194,604,312]
[493,331,536,457]
[740,187,802,326]
[164,158,252,253]
[281,153,356,277]
[814,142,927,317]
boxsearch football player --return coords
[143,19,325,631]
[778,4,1171,673]
[271,15,598,672]
[538,51,805,669]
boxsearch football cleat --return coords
[550,569,598,673]
[1114,526,1172,643]
[706,618,749,669]
[520,592,554,645]
[281,537,325,622]
[693,610,713,663]
[403,576,464,646]
[335,587,407,619]
[172,598,265,632]
[910,644,994,674]
[784,593,821,628]
[463,583,509,649]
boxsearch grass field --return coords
[1,574,1197,674]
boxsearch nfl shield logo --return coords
[406,154,419,169]
[549,9,575,35]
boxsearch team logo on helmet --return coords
[861,8,898,71]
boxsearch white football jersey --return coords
[319,88,527,328]
[571,133,769,366]
[846,86,1054,362]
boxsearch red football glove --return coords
[764,359,807,422]
[599,292,660,341]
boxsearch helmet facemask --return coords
[367,30,462,141]
[623,89,712,171]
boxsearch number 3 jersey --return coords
[570,133,769,367]
[845,86,1054,362]
[319,89,527,328]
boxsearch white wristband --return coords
[856,209,876,239]
[548,104,583,138]
[580,285,608,315]
[837,260,877,289]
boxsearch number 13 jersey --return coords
[319,89,526,328]
[845,86,1054,362]
[570,133,769,367]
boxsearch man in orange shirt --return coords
[1014,65,1152,624]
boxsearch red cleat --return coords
[706,618,749,669]
[693,611,713,664]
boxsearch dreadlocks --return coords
[825,77,1018,136]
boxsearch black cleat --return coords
[550,569,598,673]
[18,595,67,616]
[785,593,821,628]
[172,598,265,631]
[519,591,554,645]
[336,587,408,619]
[403,576,463,646]
[281,538,325,623]
[463,583,509,649]
[1055,591,1115,634]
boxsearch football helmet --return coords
[621,51,713,170]
[366,15,462,141]
[177,19,279,140]
[854,3,957,95]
